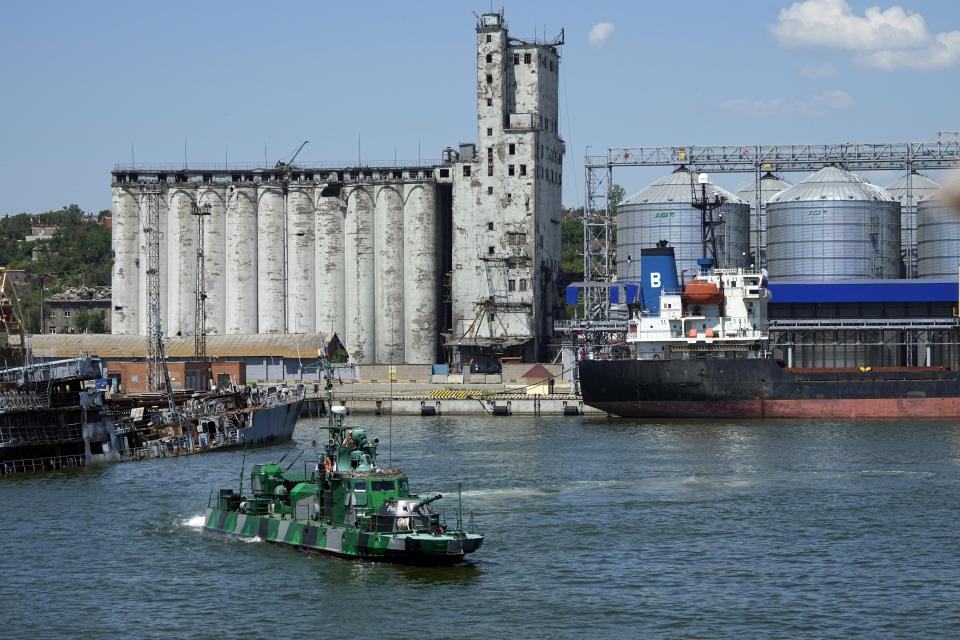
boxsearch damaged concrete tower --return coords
[447,12,564,363]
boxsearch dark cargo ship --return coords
[579,359,960,419]
[577,245,960,419]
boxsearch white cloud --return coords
[799,61,837,77]
[772,0,960,70]
[588,22,615,47]
[720,90,853,116]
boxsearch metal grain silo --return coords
[917,191,960,278]
[111,186,140,334]
[257,184,286,333]
[315,186,345,337]
[766,166,900,280]
[225,184,258,334]
[375,184,405,363]
[166,186,196,336]
[735,172,791,267]
[197,184,226,335]
[286,184,316,333]
[617,167,750,279]
[885,172,940,277]
[403,181,439,364]
[344,185,375,364]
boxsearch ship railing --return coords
[0,453,85,475]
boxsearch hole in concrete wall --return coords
[486,53,493,63]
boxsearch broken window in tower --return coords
[508,279,516,292]
[508,165,515,176]
[513,54,519,65]
[486,74,493,84]
[487,165,493,177]
[487,186,493,195]
[520,164,527,176]
[486,53,493,63]
[487,128,493,136]
[486,35,491,43]
[488,246,495,255]
[509,143,515,155]
[519,279,528,291]
[488,222,494,230]
[463,165,471,177]
[486,98,492,106]
[524,53,531,64]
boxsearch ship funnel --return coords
[639,243,680,316]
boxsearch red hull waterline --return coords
[591,398,960,419]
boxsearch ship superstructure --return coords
[626,244,769,361]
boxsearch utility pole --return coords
[192,203,211,359]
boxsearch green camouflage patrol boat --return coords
[202,357,484,565]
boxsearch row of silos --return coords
[615,165,960,282]
[109,181,440,364]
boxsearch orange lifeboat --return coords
[682,281,723,305]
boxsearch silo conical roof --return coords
[622,167,744,206]
[885,172,940,205]
[768,165,894,203]
[735,172,791,206]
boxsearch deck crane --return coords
[275,140,309,170]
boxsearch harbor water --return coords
[5,415,960,638]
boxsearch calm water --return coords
[5,415,960,639]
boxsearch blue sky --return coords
[0,0,957,214]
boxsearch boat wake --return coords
[180,514,207,529]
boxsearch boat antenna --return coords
[457,481,463,531]
[284,448,304,472]
[239,442,247,496]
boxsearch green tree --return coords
[74,308,108,334]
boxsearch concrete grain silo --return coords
[766,166,900,280]
[225,184,258,334]
[286,184,316,334]
[110,186,140,334]
[315,185,346,338]
[885,172,940,277]
[735,172,791,266]
[617,167,750,279]
[344,185,375,363]
[375,184,405,363]
[197,184,226,335]
[256,184,286,333]
[166,186,197,337]
[403,181,439,364]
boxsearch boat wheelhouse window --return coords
[398,478,409,495]
[372,480,395,492]
[354,480,367,491]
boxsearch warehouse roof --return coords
[28,333,341,359]
[768,280,958,304]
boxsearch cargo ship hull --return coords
[578,359,960,419]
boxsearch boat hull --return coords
[238,400,303,448]
[202,507,483,565]
[579,359,960,419]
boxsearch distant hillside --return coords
[0,204,111,332]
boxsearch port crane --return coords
[275,140,309,170]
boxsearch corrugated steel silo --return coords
[766,166,900,280]
[197,184,226,335]
[617,167,750,279]
[344,185,375,364]
[885,172,940,277]
[257,184,286,333]
[917,191,960,278]
[315,186,345,337]
[403,181,439,364]
[225,185,258,334]
[111,186,140,334]
[375,184,405,363]
[286,185,316,333]
[735,172,791,266]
